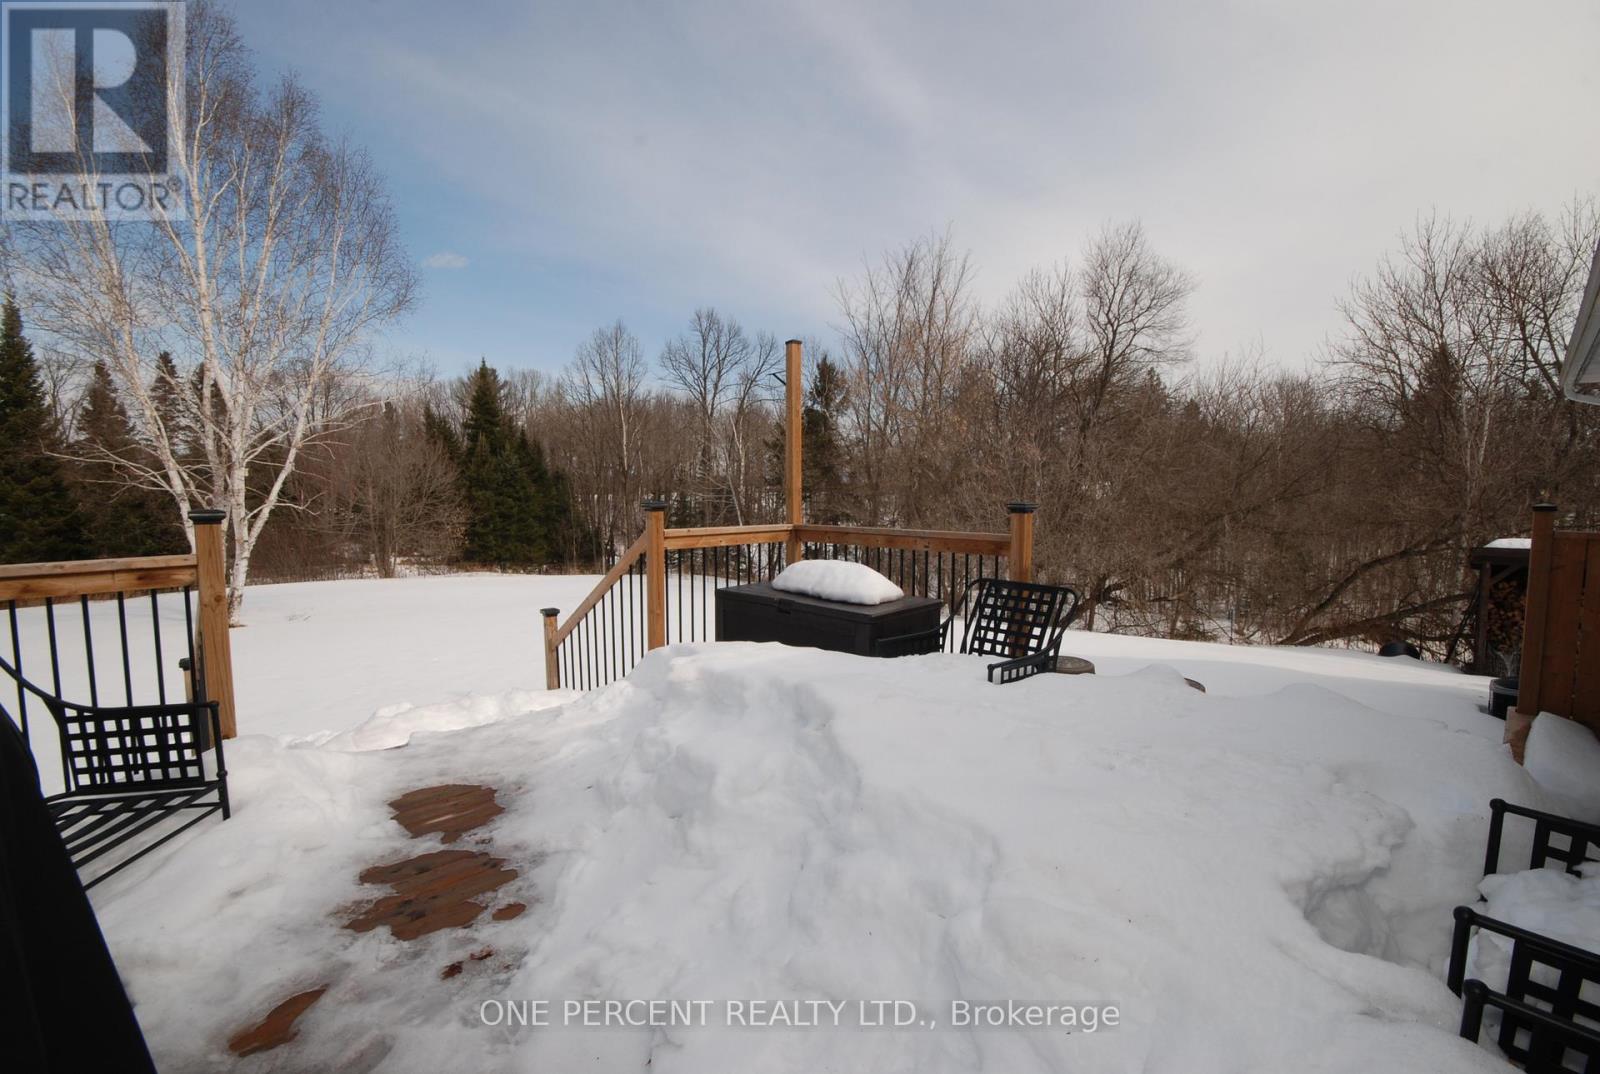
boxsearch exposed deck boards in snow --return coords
[388,783,505,843]
[347,848,519,941]
[226,986,328,1057]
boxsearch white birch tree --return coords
[9,1,416,616]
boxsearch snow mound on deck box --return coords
[100,644,1550,1073]
[771,559,904,604]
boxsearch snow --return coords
[771,559,904,604]
[1471,868,1600,992]
[1524,713,1600,821]
[7,575,1569,1071]
[1484,537,1532,550]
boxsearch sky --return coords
[231,0,1600,380]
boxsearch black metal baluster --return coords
[8,601,25,740]
[116,591,133,705]
[602,589,611,685]
[80,596,98,707]
[181,587,198,701]
[676,551,683,644]
[625,561,634,672]
[44,598,62,697]
[150,590,167,704]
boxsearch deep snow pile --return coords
[85,633,1571,1073]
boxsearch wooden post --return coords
[189,509,237,739]
[1007,502,1036,583]
[784,338,804,567]
[1511,503,1559,758]
[644,500,668,650]
[541,608,560,690]
[1472,562,1491,675]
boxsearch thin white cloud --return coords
[422,251,469,270]
[244,0,1600,368]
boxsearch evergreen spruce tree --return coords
[765,354,856,524]
[428,361,590,567]
[149,351,195,462]
[457,362,550,564]
[801,356,854,523]
[72,361,186,557]
[0,297,90,562]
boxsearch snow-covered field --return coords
[12,574,1595,1071]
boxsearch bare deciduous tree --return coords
[11,1,416,616]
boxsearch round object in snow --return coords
[1053,656,1096,675]
[1378,641,1422,659]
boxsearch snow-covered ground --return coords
[10,574,1595,1071]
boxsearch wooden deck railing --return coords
[540,502,1036,691]
[0,511,238,739]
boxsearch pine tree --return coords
[456,362,552,565]
[802,356,855,523]
[427,362,591,567]
[150,351,194,461]
[72,361,186,557]
[0,296,90,562]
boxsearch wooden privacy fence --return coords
[0,510,239,740]
[1515,503,1600,737]
[540,503,1036,691]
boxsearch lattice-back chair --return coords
[1449,906,1600,1072]
[0,653,228,890]
[876,578,1081,683]
[1444,799,1600,1072]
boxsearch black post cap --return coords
[785,338,803,347]
[1006,502,1038,514]
[1533,502,1558,512]
[540,607,559,617]
[188,509,225,524]
[641,499,669,512]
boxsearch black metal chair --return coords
[1449,907,1600,1072]
[875,577,1081,683]
[1444,800,1600,1071]
[0,654,228,890]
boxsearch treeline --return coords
[6,204,1599,657]
[255,204,1600,656]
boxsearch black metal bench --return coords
[1446,799,1600,1071]
[0,654,229,890]
[875,577,1081,683]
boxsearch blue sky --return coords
[232,0,1600,380]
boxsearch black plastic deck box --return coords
[714,581,942,657]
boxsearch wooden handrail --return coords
[552,532,648,648]
[0,553,197,579]
[794,523,1010,557]
[0,554,199,602]
[664,525,793,550]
